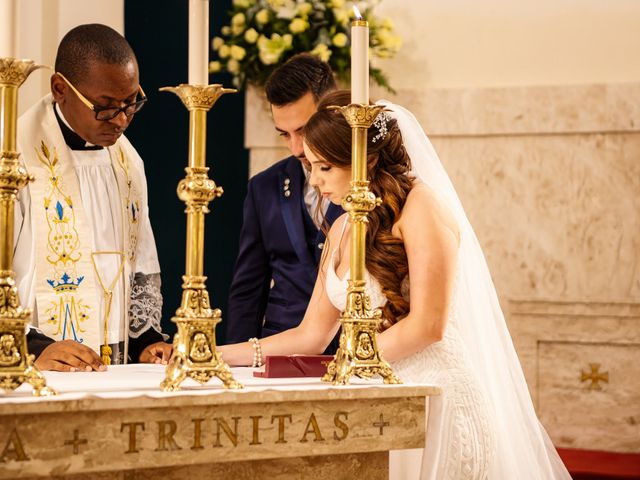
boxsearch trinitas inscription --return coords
[117,411,352,454]
[1,412,354,461]
[0,396,427,478]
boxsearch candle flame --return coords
[352,5,363,20]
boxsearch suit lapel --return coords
[279,158,316,269]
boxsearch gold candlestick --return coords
[0,58,55,396]
[322,104,401,386]
[159,84,242,391]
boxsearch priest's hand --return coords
[139,341,172,365]
[34,340,106,372]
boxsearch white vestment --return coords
[14,95,163,363]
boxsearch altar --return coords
[0,366,438,479]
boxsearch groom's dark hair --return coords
[265,53,336,107]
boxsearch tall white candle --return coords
[350,6,369,104]
[0,0,18,58]
[188,0,210,85]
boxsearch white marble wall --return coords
[509,300,640,452]
[413,84,640,304]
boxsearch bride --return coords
[220,90,571,479]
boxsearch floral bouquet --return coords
[210,0,402,92]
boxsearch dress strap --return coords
[338,214,349,241]
[332,215,350,267]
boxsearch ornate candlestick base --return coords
[0,58,55,396]
[158,84,241,392]
[0,273,56,396]
[322,282,401,386]
[161,276,241,391]
[321,104,401,386]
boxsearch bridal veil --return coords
[380,100,571,479]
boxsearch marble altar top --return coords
[0,364,440,413]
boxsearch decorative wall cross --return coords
[580,363,609,391]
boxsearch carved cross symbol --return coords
[372,413,390,435]
[580,363,609,391]
[64,429,88,454]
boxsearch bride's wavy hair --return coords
[304,90,414,330]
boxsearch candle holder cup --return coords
[159,84,242,392]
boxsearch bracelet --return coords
[248,337,263,368]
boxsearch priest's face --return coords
[271,91,317,170]
[52,59,140,147]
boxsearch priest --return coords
[13,23,172,371]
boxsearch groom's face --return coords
[271,91,317,170]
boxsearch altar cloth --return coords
[0,364,439,404]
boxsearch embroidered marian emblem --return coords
[116,147,139,262]
[37,141,90,341]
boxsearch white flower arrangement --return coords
[210,0,402,91]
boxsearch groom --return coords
[226,54,342,352]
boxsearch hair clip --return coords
[372,111,390,143]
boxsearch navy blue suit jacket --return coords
[226,156,342,352]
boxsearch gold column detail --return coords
[322,104,401,386]
[0,58,55,396]
[159,84,242,391]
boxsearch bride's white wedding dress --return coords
[320,100,572,479]
[325,222,496,480]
